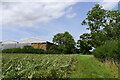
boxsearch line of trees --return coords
[50,4,120,62]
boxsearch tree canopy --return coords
[81,4,120,47]
[77,33,92,54]
[52,32,76,54]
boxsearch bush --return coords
[49,45,62,54]
[93,40,119,61]
[2,48,22,53]
[32,49,45,54]
[2,45,62,54]
[2,45,78,54]
[2,46,45,54]
[23,45,34,49]
[45,50,56,54]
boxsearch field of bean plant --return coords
[2,54,77,79]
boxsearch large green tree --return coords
[81,4,120,47]
[53,32,76,54]
[77,33,92,54]
[81,4,120,61]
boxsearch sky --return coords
[0,0,119,42]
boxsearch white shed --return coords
[2,40,18,49]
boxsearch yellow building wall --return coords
[39,43,46,50]
[31,43,47,50]
[31,43,39,48]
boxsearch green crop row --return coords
[2,54,77,79]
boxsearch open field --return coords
[2,54,118,79]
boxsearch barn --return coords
[19,38,53,50]
[1,38,53,50]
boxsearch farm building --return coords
[19,38,53,50]
[2,40,19,49]
[1,38,53,50]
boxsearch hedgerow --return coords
[93,40,119,62]
[2,46,62,54]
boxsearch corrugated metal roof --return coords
[19,38,46,43]
[2,40,18,44]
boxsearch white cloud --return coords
[1,0,119,27]
[1,0,119,2]
[66,13,77,18]
[99,0,119,10]
[100,2,118,10]
[102,0,119,2]
[1,2,77,27]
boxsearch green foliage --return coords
[91,31,107,47]
[23,46,34,49]
[45,50,57,54]
[53,32,76,54]
[2,46,45,54]
[77,33,92,54]
[2,54,77,78]
[81,4,107,32]
[81,4,120,47]
[93,40,119,61]
[2,45,66,54]
[80,4,120,63]
[49,45,61,54]
[2,48,23,53]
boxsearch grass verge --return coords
[70,55,118,78]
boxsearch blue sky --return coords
[1,1,119,42]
